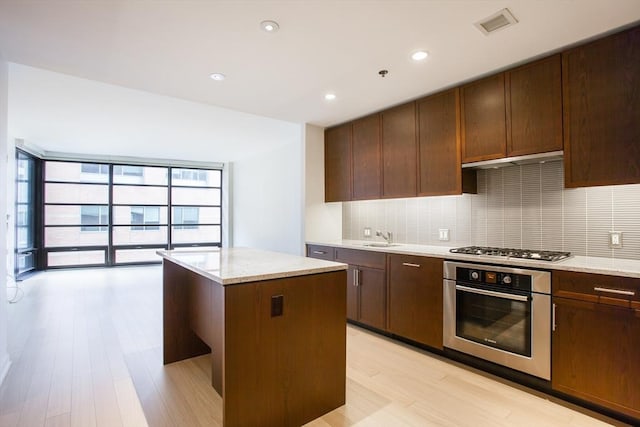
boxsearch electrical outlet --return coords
[364,227,371,238]
[439,228,450,241]
[609,231,623,249]
[271,295,284,317]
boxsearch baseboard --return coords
[0,354,11,386]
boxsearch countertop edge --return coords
[158,249,348,285]
[306,240,640,279]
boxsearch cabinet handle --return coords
[312,250,326,255]
[552,303,556,332]
[402,262,421,268]
[353,269,360,287]
[594,287,635,297]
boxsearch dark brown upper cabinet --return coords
[417,88,463,196]
[461,55,563,163]
[381,102,418,198]
[324,123,352,202]
[460,73,507,163]
[352,114,382,200]
[563,26,640,188]
[506,54,563,157]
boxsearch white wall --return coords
[231,129,305,255]
[304,124,342,243]
[0,53,11,385]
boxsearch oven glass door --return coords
[455,284,531,357]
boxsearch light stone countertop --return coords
[307,239,640,279]
[157,247,347,285]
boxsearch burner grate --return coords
[449,246,571,262]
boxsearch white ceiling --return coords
[1,1,640,161]
[8,63,302,162]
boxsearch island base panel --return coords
[223,270,347,427]
[163,260,212,364]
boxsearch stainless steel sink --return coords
[362,242,399,248]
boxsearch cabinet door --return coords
[324,123,352,202]
[461,73,507,163]
[563,26,640,188]
[357,266,387,330]
[552,297,640,419]
[346,265,359,321]
[506,54,563,157]
[381,102,417,198]
[388,255,443,348]
[352,114,382,200]
[417,88,462,196]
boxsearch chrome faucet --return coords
[376,230,393,244]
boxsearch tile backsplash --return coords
[343,160,640,260]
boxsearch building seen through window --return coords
[130,206,161,230]
[173,206,199,229]
[80,205,109,232]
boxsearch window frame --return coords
[41,160,223,268]
[15,149,41,278]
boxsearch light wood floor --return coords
[0,266,629,427]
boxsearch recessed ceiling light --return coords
[209,73,226,81]
[324,93,336,101]
[411,51,429,61]
[261,20,280,33]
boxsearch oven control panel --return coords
[457,267,532,291]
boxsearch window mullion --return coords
[108,164,114,266]
[168,168,173,249]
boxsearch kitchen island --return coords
[158,248,348,427]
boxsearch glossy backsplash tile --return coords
[343,160,640,260]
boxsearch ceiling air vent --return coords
[475,8,518,35]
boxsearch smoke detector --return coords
[474,8,518,35]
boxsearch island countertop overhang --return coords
[157,247,348,285]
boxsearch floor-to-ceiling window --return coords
[15,150,39,278]
[44,160,111,267]
[42,160,222,268]
[170,168,222,248]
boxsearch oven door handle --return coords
[455,285,529,302]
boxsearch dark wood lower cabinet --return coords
[355,266,387,329]
[346,265,359,321]
[306,245,640,422]
[552,297,640,420]
[309,246,388,331]
[388,254,443,349]
[344,260,386,329]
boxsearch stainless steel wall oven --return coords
[443,261,551,380]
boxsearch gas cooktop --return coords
[449,246,571,262]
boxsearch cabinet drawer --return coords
[335,248,386,269]
[388,254,442,274]
[553,270,640,308]
[306,245,335,261]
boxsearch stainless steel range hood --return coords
[462,150,563,169]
